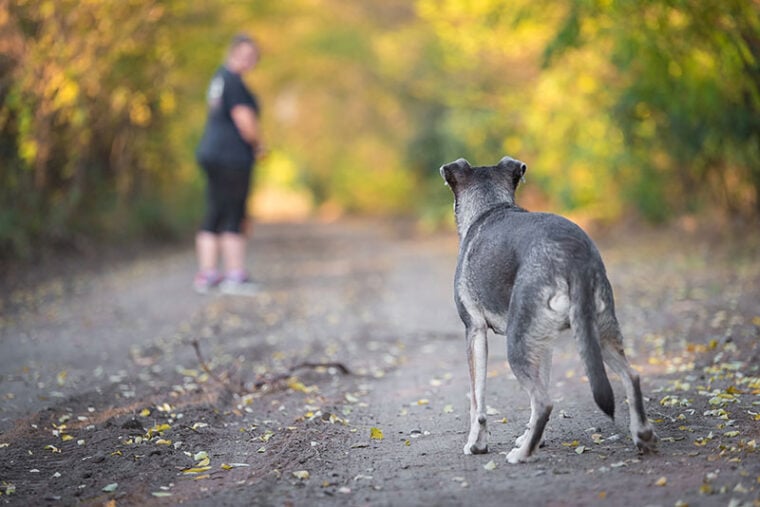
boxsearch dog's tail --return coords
[570,272,615,419]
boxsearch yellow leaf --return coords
[287,378,315,393]
[370,427,384,440]
[655,476,667,487]
[44,445,61,453]
[146,423,171,438]
[182,466,211,474]
[404,440,411,446]
[483,460,497,471]
[292,470,310,480]
[154,439,172,446]
[195,457,210,467]
[221,463,232,470]
[139,408,151,417]
[416,399,429,406]
[598,491,607,500]
[61,435,74,442]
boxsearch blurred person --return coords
[194,34,262,295]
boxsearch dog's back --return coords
[456,204,609,324]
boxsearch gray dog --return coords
[440,156,657,463]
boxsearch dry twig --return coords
[191,339,352,395]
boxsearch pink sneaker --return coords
[193,270,223,294]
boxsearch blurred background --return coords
[1,0,758,260]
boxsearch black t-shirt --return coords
[196,66,260,170]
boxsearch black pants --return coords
[199,164,252,234]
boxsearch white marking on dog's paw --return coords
[506,447,528,464]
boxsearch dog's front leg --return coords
[464,325,489,455]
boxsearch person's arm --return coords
[230,104,261,154]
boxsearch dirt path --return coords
[1,220,759,506]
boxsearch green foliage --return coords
[1,0,758,258]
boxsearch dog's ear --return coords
[497,156,527,188]
[440,158,471,191]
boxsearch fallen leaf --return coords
[102,483,118,492]
[655,477,667,487]
[575,446,587,455]
[221,463,250,470]
[292,470,310,480]
[151,492,172,497]
[443,404,454,414]
[483,460,497,471]
[154,439,172,446]
[182,466,212,474]
[370,427,384,440]
[139,409,151,417]
[146,423,171,438]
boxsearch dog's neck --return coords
[455,189,517,238]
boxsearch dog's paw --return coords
[463,442,488,455]
[506,447,528,464]
[634,427,658,454]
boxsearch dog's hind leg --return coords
[505,303,554,463]
[514,348,552,449]
[463,325,489,455]
[599,321,658,454]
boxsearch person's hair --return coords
[228,33,257,53]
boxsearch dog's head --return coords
[440,156,527,232]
